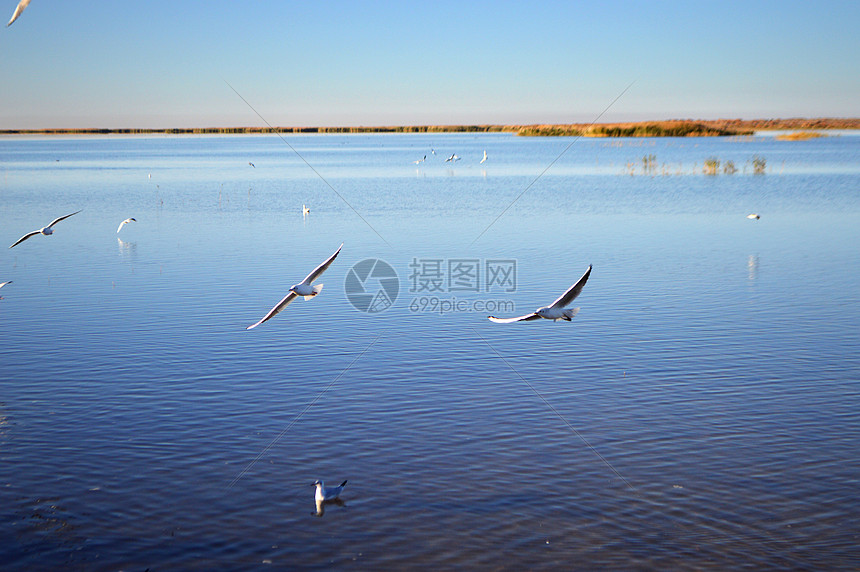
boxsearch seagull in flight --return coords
[0,280,11,291]
[414,155,426,164]
[446,154,460,162]
[248,161,255,168]
[6,0,31,27]
[480,150,488,164]
[117,217,136,233]
[9,210,81,249]
[746,213,760,220]
[302,204,310,216]
[246,243,343,330]
[489,265,592,323]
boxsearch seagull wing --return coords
[6,0,31,27]
[117,220,126,233]
[47,210,82,229]
[246,291,298,330]
[0,281,11,288]
[9,230,40,249]
[300,243,343,286]
[549,265,592,309]
[488,313,541,323]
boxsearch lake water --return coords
[1,132,858,569]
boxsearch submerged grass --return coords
[775,131,828,141]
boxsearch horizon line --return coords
[1,117,858,136]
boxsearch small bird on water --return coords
[747,213,760,220]
[312,479,347,503]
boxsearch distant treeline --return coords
[2,118,857,137]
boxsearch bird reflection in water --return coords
[747,254,759,281]
[117,237,138,262]
[314,497,346,517]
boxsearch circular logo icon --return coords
[344,258,399,313]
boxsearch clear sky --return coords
[1,0,857,129]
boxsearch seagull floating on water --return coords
[480,150,488,164]
[9,210,81,249]
[313,479,347,503]
[746,213,760,220]
[117,217,136,234]
[246,243,343,330]
[489,265,592,323]
[6,0,31,27]
[446,154,460,162]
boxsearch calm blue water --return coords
[1,132,858,569]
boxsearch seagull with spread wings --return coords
[9,210,81,248]
[246,243,343,330]
[6,0,31,27]
[117,217,136,233]
[489,264,592,323]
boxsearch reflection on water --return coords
[117,237,137,261]
[747,254,759,280]
[314,497,346,518]
[0,133,858,569]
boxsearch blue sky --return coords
[1,0,857,128]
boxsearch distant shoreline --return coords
[1,118,857,137]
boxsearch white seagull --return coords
[9,210,81,249]
[446,154,460,162]
[414,155,426,164]
[302,204,310,216]
[246,243,343,330]
[312,479,347,503]
[6,0,31,27]
[480,150,488,164]
[746,213,760,220]
[117,217,137,233]
[489,265,592,323]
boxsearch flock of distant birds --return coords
[4,0,764,509]
[414,148,488,166]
